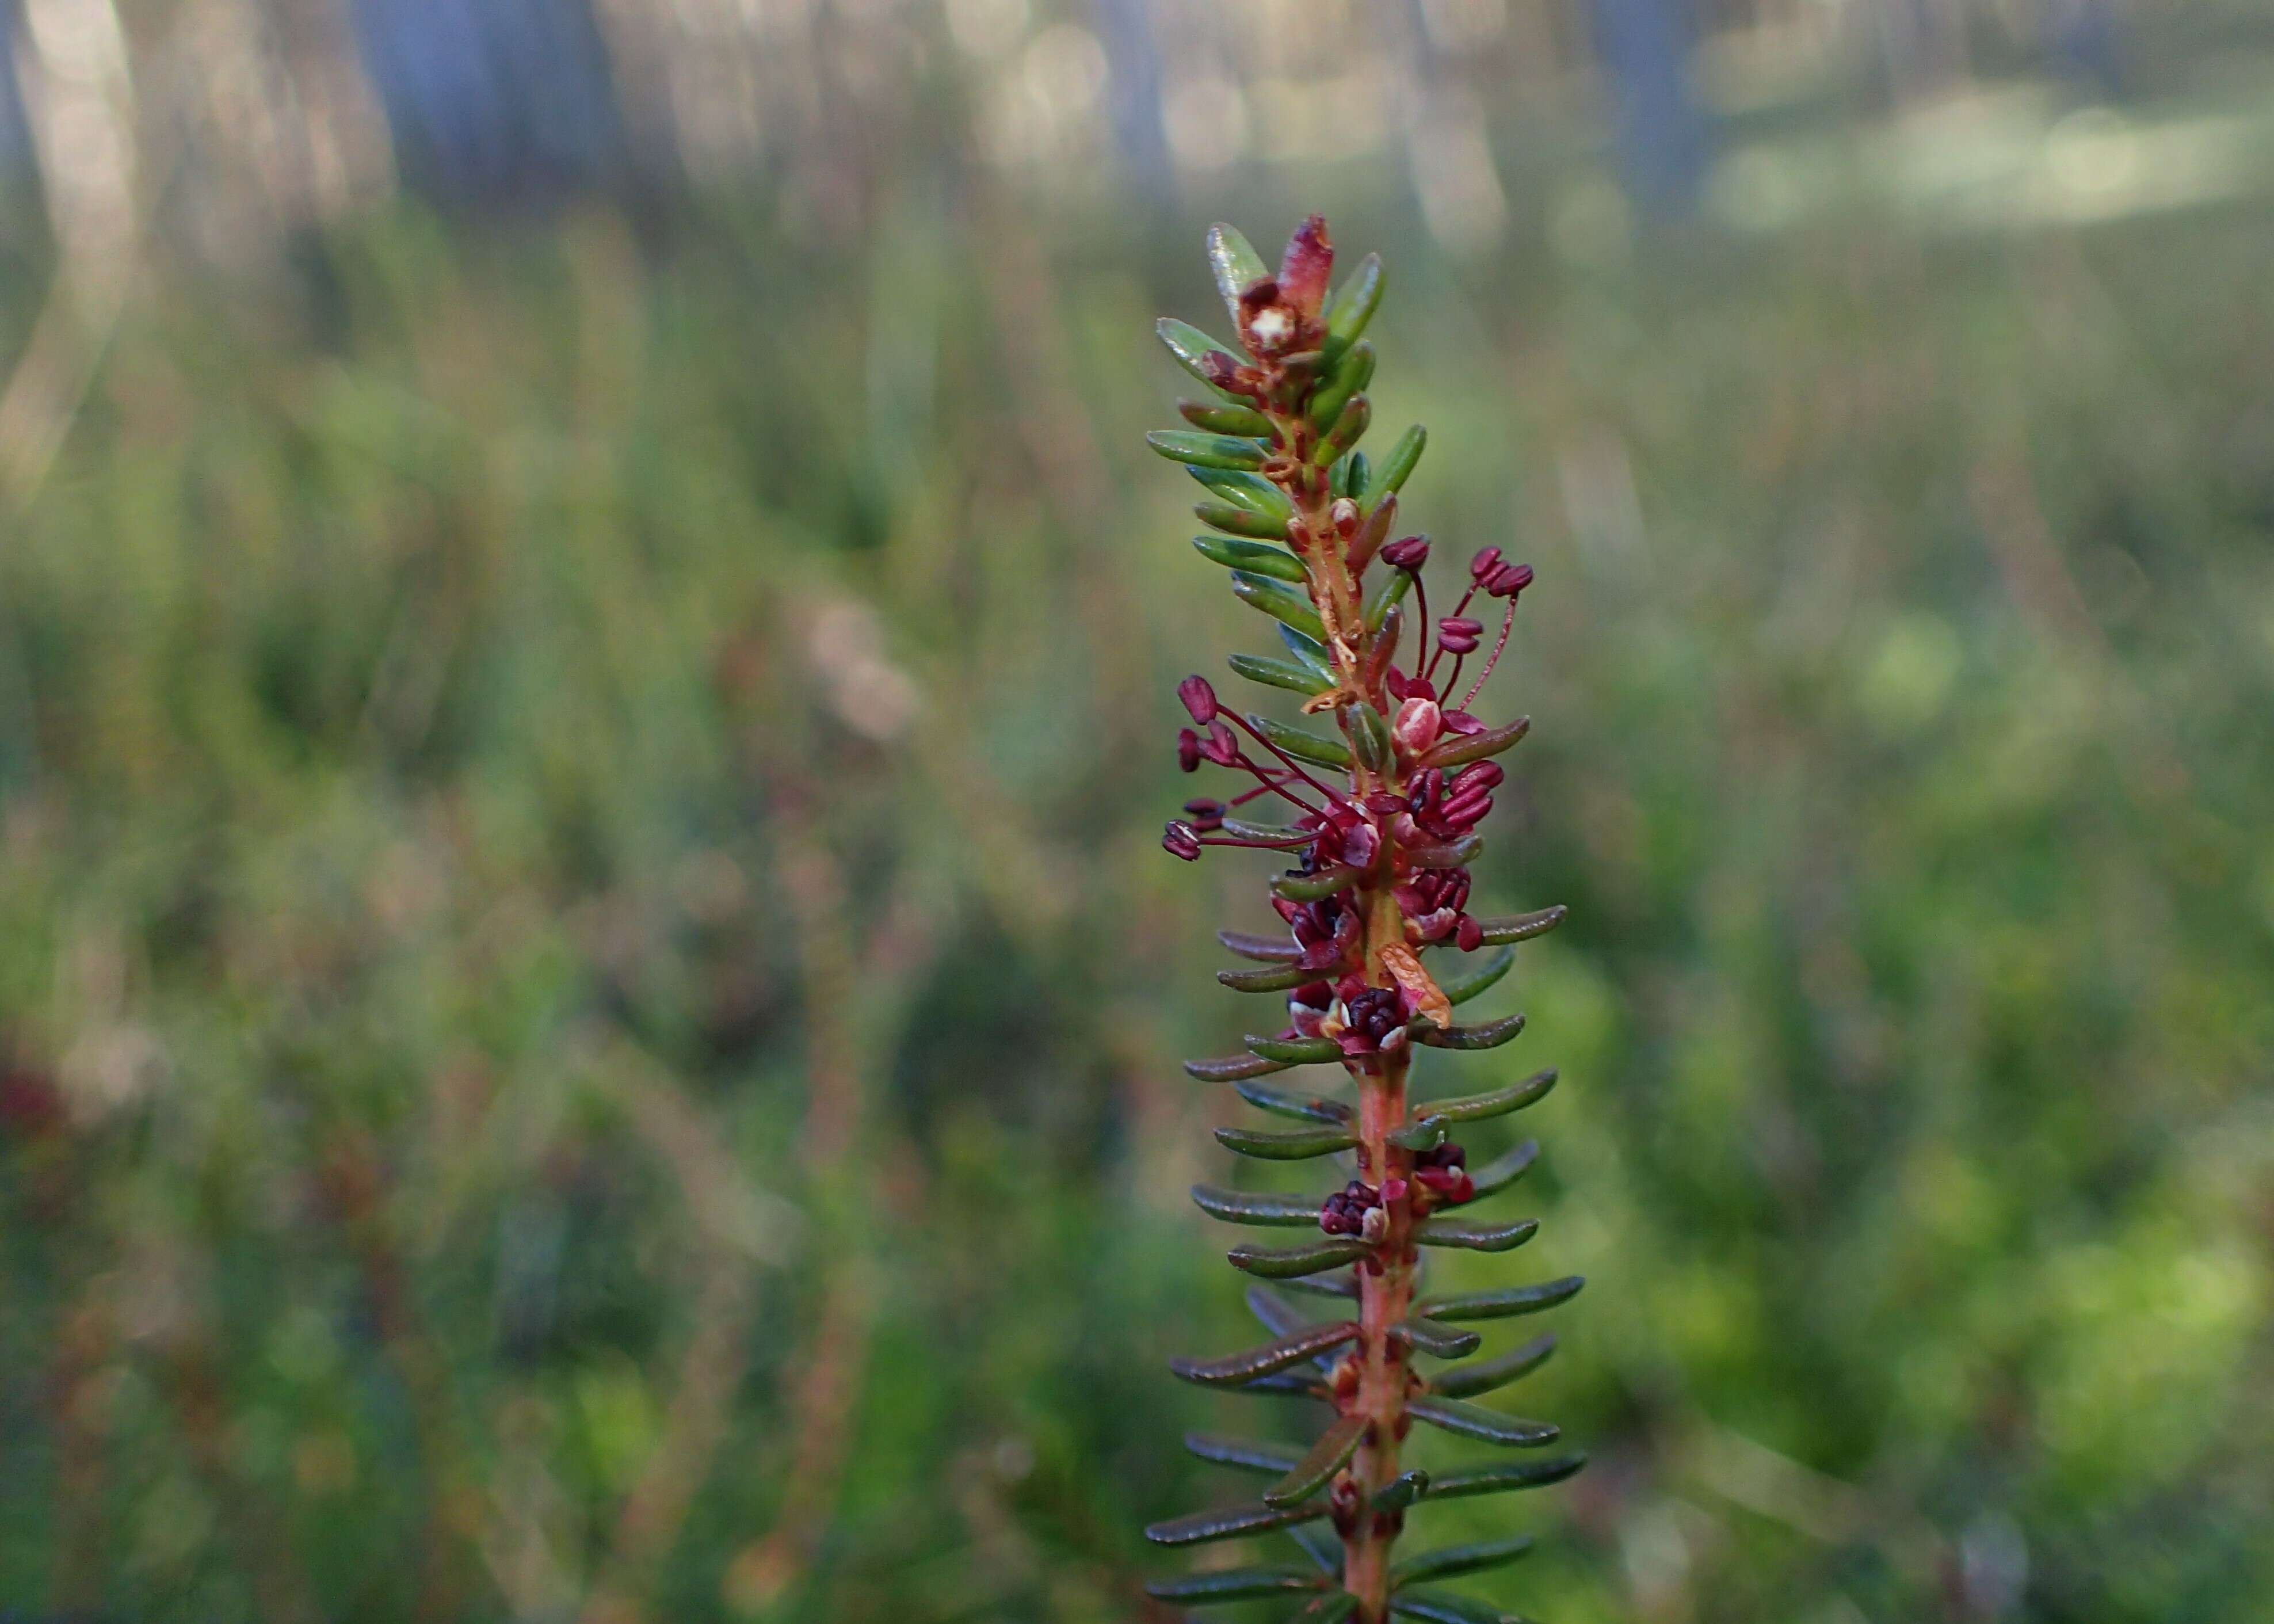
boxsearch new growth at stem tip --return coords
[1140,216,1584,1624]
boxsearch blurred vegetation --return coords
[5,75,2274,1624]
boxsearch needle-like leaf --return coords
[1264,1413,1369,1506]
[1215,1123,1357,1160]
[1363,424,1426,504]
[1390,1318,1482,1359]
[1388,1588,1521,1624]
[1219,928,1302,962]
[1466,1140,1540,1199]
[1242,1032,1347,1065]
[1192,1185,1319,1226]
[1429,1334,1556,1399]
[1269,868,1363,905]
[1471,906,1565,945]
[1420,1454,1586,1500]
[1200,500,1299,540]
[1206,223,1270,319]
[1415,1276,1585,1324]
[1172,1322,1360,1387]
[1369,1470,1429,1513]
[1390,1537,1536,1587]
[1291,1591,1363,1624]
[1157,317,1249,399]
[1414,1218,1538,1252]
[1150,429,1268,471]
[1248,713,1354,768]
[1232,572,1329,640]
[1419,716,1529,769]
[1406,1395,1559,1447]
[1435,947,1514,1006]
[1145,1500,1327,1546]
[1230,652,1336,696]
[1146,1565,1326,1604]
[1219,962,1319,993]
[1195,535,1310,582]
[1417,1012,1528,1051]
[1228,1239,1372,1279]
[1412,1070,1556,1124]
[1186,1053,1292,1082]
[1233,1078,1354,1122]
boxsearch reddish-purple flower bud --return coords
[1486,562,1535,600]
[1469,546,1503,582]
[1439,710,1486,735]
[1162,821,1202,860]
[1178,674,1218,724]
[1437,617,1483,655]
[1382,535,1430,571]
[1393,696,1443,757]
[1455,915,1485,952]
[1201,719,1240,767]
[1177,728,1202,773]
[1182,798,1226,831]
[1453,762,1505,792]
[1277,215,1334,321]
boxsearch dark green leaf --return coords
[1417,1276,1584,1324]
[1334,451,1371,500]
[1145,1500,1326,1546]
[1414,1069,1556,1124]
[1387,1118,1447,1152]
[1187,1053,1292,1082]
[1391,1318,1482,1359]
[1190,465,1296,516]
[1414,1217,1539,1252]
[1420,716,1530,769]
[1407,1396,1558,1447]
[1364,563,1413,631]
[1181,398,1274,436]
[1147,1564,1324,1604]
[1220,929,1301,962]
[1311,395,1372,466]
[1308,340,1375,431]
[1245,1283,1312,1339]
[1219,962,1315,993]
[1232,572,1329,640]
[1215,1123,1356,1160]
[1243,1032,1346,1065]
[1323,253,1384,356]
[1196,535,1310,583]
[1388,1587,1516,1624]
[1430,1334,1556,1399]
[1472,905,1566,945]
[1363,425,1426,505]
[1222,817,1310,843]
[1207,223,1270,318]
[1173,1322,1359,1387]
[1186,1433,1304,1475]
[1228,1239,1372,1279]
[1436,948,1514,1007]
[1234,1078,1354,1123]
[1199,500,1298,540]
[1249,713,1353,768]
[1264,1413,1369,1507]
[1231,653,1334,696]
[1345,701,1392,773]
[1402,835,1483,870]
[1277,1271,1359,1299]
[1391,1537,1536,1587]
[1467,1140,1540,1199]
[1279,624,1334,678]
[1158,317,1248,399]
[1369,1470,1429,1513]
[1192,1185,1318,1226]
[1151,429,1268,471]
[1268,868,1361,905]
[1418,1012,1528,1051]
[1421,1454,1586,1500]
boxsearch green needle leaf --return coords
[1199,500,1298,540]
[1276,1270,1360,1299]
[1242,1032,1346,1065]
[1287,1521,1342,1574]
[1189,465,1295,515]
[1147,1564,1325,1604]
[1323,252,1384,356]
[1207,223,1271,319]
[1388,1587,1520,1624]
[1364,562,1413,630]
[1158,317,1249,399]
[1219,962,1318,993]
[1390,1536,1536,1587]
[1415,1218,1539,1252]
[1150,429,1268,471]
[1144,1500,1327,1546]
[1308,340,1375,431]
[1192,1185,1319,1226]
[1387,1117,1447,1152]
[1471,906,1566,945]
[1173,1322,1359,1387]
[1391,1317,1482,1360]
[1467,1139,1541,1199]
[1430,1334,1556,1399]
[1311,395,1372,466]
[1220,929,1302,962]
[1416,1276,1585,1324]
[1419,716,1530,769]
[1245,1283,1312,1339]
[1268,868,1361,905]
[1195,535,1310,583]
[1181,398,1274,436]
[1215,1123,1357,1160]
[1369,1470,1429,1514]
[1421,1454,1586,1500]
[1278,624,1334,678]
[1291,1589,1363,1623]
[1407,1395,1559,1447]
[1402,835,1484,871]
[1436,948,1514,1007]
[1228,1238,1372,1279]
[1187,1053,1293,1082]
[1414,1069,1556,1123]
[1249,713,1353,768]
[1233,1079,1354,1123]
[1418,1012,1528,1051]
[1231,573,1329,640]
[1363,425,1426,505]
[1264,1413,1368,1507]
[1230,652,1335,696]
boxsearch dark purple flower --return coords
[1178,674,1218,724]
[1177,728,1202,773]
[1437,617,1483,655]
[1485,562,1534,600]
[1382,535,1430,571]
[1183,798,1226,832]
[1468,546,1503,581]
[1162,821,1202,860]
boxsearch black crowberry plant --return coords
[1143,218,1583,1624]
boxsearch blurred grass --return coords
[3,126,2273,1624]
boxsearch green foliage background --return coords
[4,87,2274,1624]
